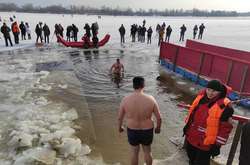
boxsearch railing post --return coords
[196,53,205,84]
[208,55,214,76]
[226,122,243,165]
[172,47,179,72]
[239,65,249,96]
[226,60,233,85]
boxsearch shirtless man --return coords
[118,76,162,165]
[110,58,124,75]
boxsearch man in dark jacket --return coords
[1,23,13,47]
[130,24,137,42]
[19,21,26,40]
[165,25,172,42]
[35,22,43,43]
[84,23,91,38]
[92,35,99,48]
[193,25,198,39]
[43,23,50,44]
[66,25,72,42]
[239,122,250,165]
[147,26,153,44]
[119,24,125,44]
[91,22,98,37]
[179,24,187,42]
[72,24,78,42]
[198,23,205,39]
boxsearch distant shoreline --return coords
[1,2,250,17]
[2,11,250,17]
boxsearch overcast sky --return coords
[1,0,250,12]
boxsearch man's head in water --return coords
[133,76,145,90]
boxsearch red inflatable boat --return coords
[57,34,110,48]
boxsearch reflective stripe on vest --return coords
[185,93,231,145]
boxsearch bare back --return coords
[119,91,160,129]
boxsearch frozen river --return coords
[0,12,250,165]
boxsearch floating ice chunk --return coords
[81,144,91,155]
[8,132,33,148]
[62,109,78,121]
[0,160,12,165]
[57,138,87,158]
[34,97,49,105]
[0,73,17,82]
[37,71,50,79]
[17,123,50,135]
[53,127,76,139]
[45,114,61,124]
[58,84,68,89]
[49,122,70,131]
[40,127,75,143]
[13,147,56,165]
[36,84,52,91]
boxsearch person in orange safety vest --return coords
[183,79,234,165]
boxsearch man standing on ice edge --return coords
[183,80,234,165]
[118,76,162,165]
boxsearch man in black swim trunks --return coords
[118,76,162,165]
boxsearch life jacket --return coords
[185,91,231,146]
[12,23,20,33]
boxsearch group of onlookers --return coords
[1,17,206,48]
[34,22,51,44]
[66,24,79,42]
[0,20,31,47]
[119,20,154,45]
[82,22,99,48]
[157,22,205,45]
[119,21,206,46]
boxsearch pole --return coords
[226,122,243,165]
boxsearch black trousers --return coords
[36,34,43,43]
[179,33,185,41]
[120,35,125,43]
[186,141,211,165]
[44,35,49,43]
[240,122,250,165]
[4,36,13,46]
[13,33,19,44]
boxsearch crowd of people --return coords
[118,20,206,46]
[0,16,32,47]
[1,16,206,48]
[0,16,100,48]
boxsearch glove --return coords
[210,145,221,158]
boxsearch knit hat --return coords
[206,80,223,92]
